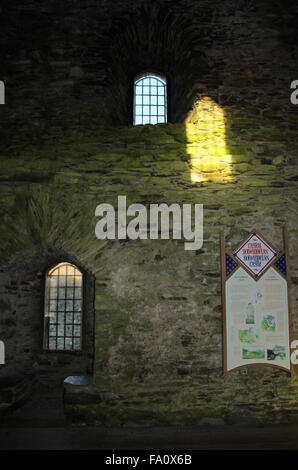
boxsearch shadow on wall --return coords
[105,2,210,126]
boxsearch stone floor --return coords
[1,385,297,450]
[0,424,298,450]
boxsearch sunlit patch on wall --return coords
[186,96,233,183]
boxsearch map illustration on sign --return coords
[221,229,294,378]
[233,232,277,278]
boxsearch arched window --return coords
[133,73,167,125]
[43,262,83,351]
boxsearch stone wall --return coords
[0,0,297,424]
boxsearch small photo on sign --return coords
[261,312,277,333]
[267,344,286,361]
[242,345,265,360]
[238,327,259,344]
[245,302,255,324]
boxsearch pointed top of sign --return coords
[233,230,277,278]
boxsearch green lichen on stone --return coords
[0,97,297,425]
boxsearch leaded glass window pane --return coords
[43,262,83,351]
[133,74,167,126]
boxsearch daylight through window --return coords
[43,262,83,351]
[134,73,167,125]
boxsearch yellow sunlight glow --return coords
[186,96,233,183]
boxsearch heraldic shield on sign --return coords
[221,229,294,379]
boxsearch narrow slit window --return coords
[43,262,83,351]
[134,73,167,125]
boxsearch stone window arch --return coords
[133,72,167,125]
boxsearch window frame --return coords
[133,72,167,126]
[42,261,84,353]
